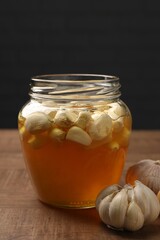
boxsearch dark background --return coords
[0,0,160,129]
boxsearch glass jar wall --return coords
[18,74,132,208]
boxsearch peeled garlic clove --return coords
[19,126,25,135]
[19,126,30,141]
[124,201,144,231]
[19,126,26,140]
[75,111,91,129]
[25,112,51,134]
[47,111,57,120]
[88,112,112,141]
[118,127,131,147]
[112,117,124,133]
[109,189,128,228]
[108,102,126,118]
[126,159,160,194]
[106,106,124,132]
[50,128,66,141]
[54,110,77,128]
[96,184,121,211]
[107,108,119,120]
[66,126,92,146]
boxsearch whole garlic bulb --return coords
[96,181,160,231]
[126,159,160,194]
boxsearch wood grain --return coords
[0,130,160,240]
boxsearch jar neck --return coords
[29,74,121,102]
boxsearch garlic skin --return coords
[157,191,160,202]
[96,181,160,231]
[124,200,144,231]
[96,184,121,210]
[126,159,160,194]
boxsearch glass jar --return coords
[18,74,132,208]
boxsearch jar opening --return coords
[30,74,121,102]
[32,74,119,82]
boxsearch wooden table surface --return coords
[0,130,160,240]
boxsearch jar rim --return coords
[31,73,119,83]
[30,73,121,101]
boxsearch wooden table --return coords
[0,130,160,240]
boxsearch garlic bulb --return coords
[96,181,160,231]
[126,159,160,194]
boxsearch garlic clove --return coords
[75,111,91,129]
[19,126,25,135]
[124,184,134,196]
[134,181,150,221]
[19,126,30,141]
[112,117,124,133]
[107,108,119,120]
[96,184,121,211]
[66,126,92,146]
[50,128,66,141]
[54,109,77,128]
[47,111,57,120]
[88,112,112,141]
[118,127,131,147]
[109,189,128,228]
[19,126,26,140]
[135,181,160,224]
[124,201,144,231]
[126,187,135,203]
[106,105,124,133]
[98,193,116,226]
[25,112,51,134]
[107,102,126,119]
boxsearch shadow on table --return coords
[40,201,160,240]
[102,220,160,240]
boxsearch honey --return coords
[18,74,132,208]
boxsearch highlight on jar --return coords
[18,102,132,208]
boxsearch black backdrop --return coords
[0,0,160,129]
